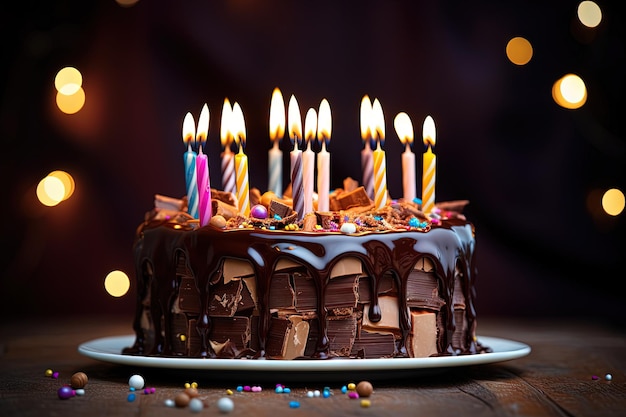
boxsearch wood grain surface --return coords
[1,317,624,416]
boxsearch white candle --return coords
[288,95,304,220]
[303,108,317,216]
[316,98,331,212]
[394,112,416,202]
[268,87,285,197]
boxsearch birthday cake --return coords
[123,184,488,359]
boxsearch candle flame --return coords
[269,87,285,142]
[220,98,234,148]
[422,115,436,147]
[182,112,195,146]
[394,112,413,146]
[372,98,385,145]
[304,108,317,145]
[317,98,331,146]
[360,95,372,141]
[288,94,302,146]
[196,103,209,147]
[232,102,246,149]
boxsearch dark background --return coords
[1,1,624,328]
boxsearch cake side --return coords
[123,191,488,360]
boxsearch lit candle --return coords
[288,95,304,221]
[394,112,416,202]
[303,107,317,216]
[182,111,199,219]
[220,98,236,196]
[268,87,285,197]
[316,98,331,212]
[372,98,388,209]
[232,102,250,217]
[421,115,437,214]
[195,103,212,226]
[360,95,375,200]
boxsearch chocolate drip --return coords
[126,217,481,358]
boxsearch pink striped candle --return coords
[195,104,212,226]
[182,112,199,219]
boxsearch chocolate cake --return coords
[123,184,488,359]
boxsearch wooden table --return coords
[1,316,624,416]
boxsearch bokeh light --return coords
[577,1,602,28]
[48,170,75,200]
[104,270,131,297]
[506,37,533,65]
[116,0,141,7]
[552,74,587,109]
[56,87,86,114]
[54,67,82,95]
[36,176,64,207]
[602,188,625,216]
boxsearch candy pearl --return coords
[189,398,204,413]
[250,204,268,219]
[74,389,85,396]
[128,374,144,390]
[45,369,53,377]
[164,399,175,407]
[340,222,357,234]
[57,386,74,400]
[216,397,235,413]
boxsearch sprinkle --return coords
[347,382,356,391]
[306,391,314,398]
[289,401,300,408]
[75,389,85,396]
[341,386,348,394]
[348,392,359,399]
[217,397,235,413]
[57,386,74,400]
[191,382,198,389]
[322,390,331,398]
[184,382,191,389]
[251,386,262,392]
[360,399,371,408]
[52,372,60,379]
[127,393,136,402]
[236,386,244,392]
[45,369,53,377]
[274,214,282,220]
[226,389,233,395]
[413,197,422,205]
[189,398,204,413]
[275,386,284,393]
[592,375,599,380]
[283,387,291,394]
[605,374,613,381]
[164,399,175,407]
[243,385,251,392]
[408,218,419,228]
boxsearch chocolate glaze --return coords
[124,216,487,359]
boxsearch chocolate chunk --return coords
[336,186,372,210]
[350,329,396,358]
[327,314,357,356]
[178,277,201,313]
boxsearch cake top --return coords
[147,181,469,235]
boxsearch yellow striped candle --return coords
[360,95,374,199]
[372,98,388,209]
[421,115,436,214]
[232,102,250,216]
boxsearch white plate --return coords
[78,335,530,377]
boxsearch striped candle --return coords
[360,95,375,199]
[372,98,388,209]
[182,112,199,219]
[421,115,437,214]
[220,98,236,195]
[288,95,304,221]
[195,104,212,226]
[232,102,250,216]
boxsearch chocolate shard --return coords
[265,316,310,359]
[336,186,372,210]
[325,274,359,310]
[268,273,295,310]
[293,272,317,312]
[406,269,446,310]
[269,199,293,219]
[406,310,438,358]
[209,316,251,351]
[327,314,357,357]
[209,279,244,317]
[350,329,396,358]
[178,277,201,313]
